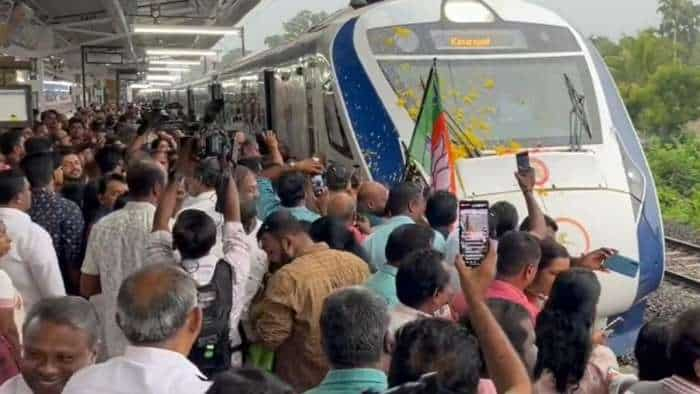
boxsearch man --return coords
[146,168,250,372]
[276,171,320,223]
[453,231,542,321]
[60,153,84,184]
[21,153,85,295]
[324,163,352,199]
[364,224,435,307]
[64,264,211,393]
[0,131,25,168]
[67,119,88,145]
[0,296,99,394]
[0,170,65,312]
[231,166,268,364]
[425,191,458,253]
[363,182,432,270]
[326,192,365,244]
[388,249,452,341]
[179,158,224,258]
[80,160,165,357]
[357,181,388,227]
[628,307,700,393]
[40,110,61,138]
[252,211,370,391]
[305,287,389,394]
[91,174,128,225]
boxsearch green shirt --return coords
[286,206,321,223]
[304,368,388,394]
[365,264,399,307]
[363,216,445,271]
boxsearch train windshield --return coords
[377,56,602,149]
[369,22,601,149]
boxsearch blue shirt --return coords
[304,368,388,394]
[363,216,444,271]
[363,216,414,271]
[285,206,321,223]
[433,230,447,254]
[257,177,280,220]
[364,264,399,307]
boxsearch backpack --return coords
[188,260,233,377]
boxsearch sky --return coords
[233,0,662,52]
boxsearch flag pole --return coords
[404,58,439,182]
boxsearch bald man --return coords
[357,181,389,227]
[327,192,367,244]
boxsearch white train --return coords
[167,0,665,353]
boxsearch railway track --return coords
[664,236,700,290]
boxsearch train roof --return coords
[176,0,575,88]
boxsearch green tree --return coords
[630,65,700,137]
[602,30,679,85]
[264,10,330,49]
[657,0,700,61]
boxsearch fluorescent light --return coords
[146,74,180,82]
[146,48,217,57]
[149,59,201,66]
[44,80,74,87]
[139,88,163,93]
[129,83,151,89]
[148,67,189,72]
[148,82,172,87]
[133,24,240,36]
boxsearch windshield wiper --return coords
[564,73,592,151]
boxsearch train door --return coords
[271,68,312,160]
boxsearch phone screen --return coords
[459,201,490,266]
[516,152,530,172]
[604,255,640,278]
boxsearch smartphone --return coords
[459,201,490,266]
[516,151,531,172]
[604,255,640,278]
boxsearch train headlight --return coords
[444,0,495,23]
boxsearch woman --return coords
[309,217,370,264]
[526,238,571,309]
[534,269,618,393]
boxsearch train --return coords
[160,0,665,353]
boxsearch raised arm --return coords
[516,169,547,239]
[153,175,182,233]
[455,243,533,394]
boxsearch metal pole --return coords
[116,70,121,109]
[240,26,246,57]
[81,46,87,107]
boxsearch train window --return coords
[367,22,580,55]
[323,91,353,159]
[378,55,602,148]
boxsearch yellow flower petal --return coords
[394,27,412,38]
[408,107,420,120]
[397,98,407,108]
[536,189,550,197]
[483,79,496,90]
[384,37,396,47]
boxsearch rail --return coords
[664,237,700,290]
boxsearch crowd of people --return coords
[0,102,695,394]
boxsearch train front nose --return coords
[455,152,641,317]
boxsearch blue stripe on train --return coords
[332,18,405,185]
[587,40,665,353]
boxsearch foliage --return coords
[645,137,700,228]
[657,0,700,61]
[264,10,330,49]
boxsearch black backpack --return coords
[188,260,233,377]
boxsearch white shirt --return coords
[0,208,65,312]
[0,375,31,394]
[62,346,212,394]
[177,191,224,259]
[0,271,24,341]
[387,303,431,343]
[145,222,251,348]
[81,201,156,357]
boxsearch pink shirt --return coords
[452,280,540,322]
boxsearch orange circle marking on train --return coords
[555,217,592,254]
[531,157,549,186]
